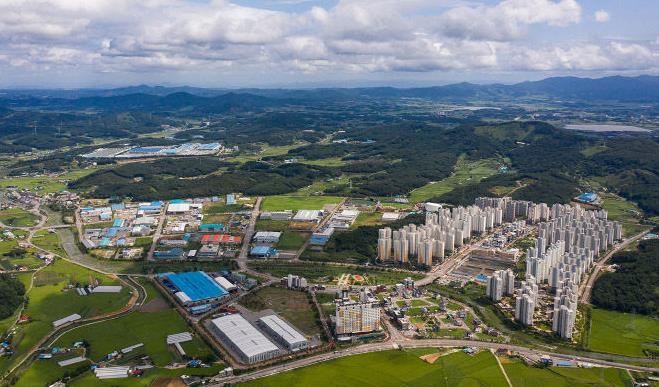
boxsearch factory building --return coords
[258,315,309,352]
[209,314,281,364]
[335,301,381,335]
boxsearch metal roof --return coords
[293,210,321,221]
[258,315,307,346]
[210,314,279,358]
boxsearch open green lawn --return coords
[241,350,508,387]
[0,168,100,193]
[230,143,305,164]
[248,262,423,285]
[409,156,501,203]
[0,259,130,375]
[299,157,347,167]
[31,230,67,257]
[502,357,632,387]
[255,219,290,232]
[14,277,220,387]
[0,208,39,227]
[240,286,321,336]
[0,239,44,270]
[600,192,648,236]
[352,212,384,228]
[261,195,343,212]
[588,308,659,358]
[277,231,309,250]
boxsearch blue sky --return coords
[0,0,657,88]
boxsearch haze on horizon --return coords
[1,0,658,89]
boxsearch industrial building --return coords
[159,271,229,306]
[52,313,82,328]
[253,231,282,243]
[250,246,279,258]
[257,315,309,351]
[209,314,281,364]
[335,301,381,335]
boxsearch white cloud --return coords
[594,9,610,23]
[0,0,656,86]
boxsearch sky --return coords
[0,0,658,88]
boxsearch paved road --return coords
[146,206,168,261]
[237,196,262,270]
[211,338,659,385]
[578,229,650,304]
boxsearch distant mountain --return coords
[0,91,285,114]
[1,75,659,106]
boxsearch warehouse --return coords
[52,313,82,328]
[167,202,191,214]
[160,271,229,306]
[253,231,282,243]
[209,314,281,364]
[200,234,242,244]
[258,315,309,352]
[213,276,237,292]
[250,246,278,258]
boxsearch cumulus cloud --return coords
[0,0,656,86]
[594,9,610,23]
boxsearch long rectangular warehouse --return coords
[209,314,280,364]
[258,314,309,351]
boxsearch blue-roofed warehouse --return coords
[199,223,224,232]
[159,271,229,306]
[250,246,278,258]
[576,192,598,203]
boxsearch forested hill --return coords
[3,75,659,102]
[592,239,659,316]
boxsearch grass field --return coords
[31,230,67,257]
[351,212,384,228]
[409,156,501,203]
[0,169,100,193]
[241,350,508,387]
[277,231,309,250]
[600,193,649,237]
[240,286,321,336]
[230,143,305,164]
[255,219,290,232]
[261,195,343,212]
[588,308,659,358]
[502,357,632,387]
[15,281,220,387]
[0,259,130,375]
[248,262,423,285]
[0,208,39,227]
[299,157,347,167]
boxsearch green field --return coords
[230,143,305,164]
[255,219,290,232]
[0,208,39,227]
[31,230,67,257]
[502,357,632,387]
[277,231,309,250]
[409,156,501,203]
[0,169,99,193]
[240,286,321,336]
[248,262,423,285]
[14,278,221,387]
[351,212,384,228]
[241,350,508,387]
[0,259,130,375]
[261,195,343,212]
[600,193,649,236]
[299,157,347,167]
[588,308,659,358]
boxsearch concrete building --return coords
[514,293,535,327]
[253,231,282,244]
[209,314,281,364]
[335,301,381,335]
[258,315,309,351]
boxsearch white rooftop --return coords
[167,203,191,213]
[210,314,279,358]
[293,210,321,221]
[258,315,307,346]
